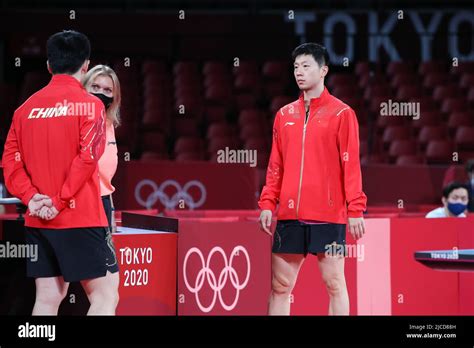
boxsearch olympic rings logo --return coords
[183,246,251,313]
[135,179,207,210]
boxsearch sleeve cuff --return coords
[22,188,39,206]
[258,200,276,213]
[51,195,67,212]
[347,210,364,218]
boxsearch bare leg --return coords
[32,277,69,315]
[80,271,120,315]
[317,253,349,315]
[268,253,305,315]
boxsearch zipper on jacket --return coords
[296,106,309,217]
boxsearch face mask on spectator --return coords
[92,93,113,109]
[447,202,467,216]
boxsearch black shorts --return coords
[272,220,347,257]
[25,226,119,282]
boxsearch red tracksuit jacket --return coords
[2,74,108,229]
[258,87,367,224]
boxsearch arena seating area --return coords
[1,60,473,173]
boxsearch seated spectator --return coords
[426,182,469,218]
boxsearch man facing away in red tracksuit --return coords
[258,43,367,315]
[2,30,119,315]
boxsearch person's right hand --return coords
[259,209,273,236]
[28,194,52,217]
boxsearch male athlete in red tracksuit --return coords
[2,30,119,315]
[258,43,367,315]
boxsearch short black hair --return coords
[46,30,90,74]
[465,159,474,173]
[442,181,468,198]
[292,43,330,67]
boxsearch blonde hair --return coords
[82,64,121,127]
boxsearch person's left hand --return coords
[348,217,365,240]
[38,205,59,220]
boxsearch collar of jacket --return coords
[298,86,330,110]
[49,74,85,89]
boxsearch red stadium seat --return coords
[425,140,455,164]
[387,62,414,76]
[412,111,442,132]
[455,126,474,151]
[389,140,417,157]
[174,61,199,76]
[207,123,236,139]
[203,61,229,76]
[240,124,266,140]
[459,73,474,90]
[396,85,423,100]
[235,93,258,109]
[396,155,425,165]
[360,154,388,165]
[447,112,473,130]
[262,61,289,81]
[174,71,201,86]
[233,60,259,76]
[370,96,392,114]
[390,74,420,89]
[355,62,370,76]
[364,84,392,101]
[208,136,241,154]
[432,85,460,103]
[140,151,170,161]
[174,118,201,137]
[327,73,356,90]
[205,85,233,105]
[238,109,267,128]
[450,61,474,76]
[359,72,388,89]
[359,125,368,140]
[204,106,228,123]
[142,60,167,75]
[417,126,448,148]
[174,136,205,154]
[410,96,437,112]
[244,138,268,151]
[382,126,411,145]
[263,81,287,99]
[175,152,206,161]
[204,75,233,90]
[359,140,368,156]
[234,73,262,94]
[468,87,474,105]
[423,73,450,90]
[441,97,469,114]
[331,85,360,98]
[375,114,407,130]
[142,131,167,153]
[256,151,270,169]
[418,61,446,75]
[270,96,294,116]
